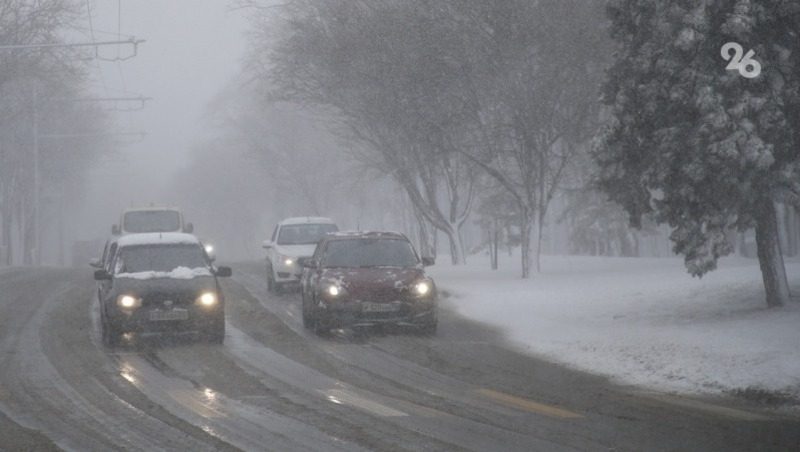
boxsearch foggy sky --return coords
[76,1,248,239]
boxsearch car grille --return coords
[351,288,404,302]
[141,293,194,307]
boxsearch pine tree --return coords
[596,0,800,306]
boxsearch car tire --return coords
[102,319,122,347]
[302,294,313,329]
[312,313,329,336]
[266,261,275,293]
[419,321,438,336]
[418,311,438,336]
[205,321,225,344]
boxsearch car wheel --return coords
[204,318,225,344]
[417,311,438,336]
[103,319,122,347]
[418,321,438,336]
[312,312,329,336]
[266,261,275,293]
[301,293,313,329]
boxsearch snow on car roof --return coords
[122,206,180,213]
[117,266,212,280]
[327,230,408,239]
[279,216,336,225]
[116,232,200,248]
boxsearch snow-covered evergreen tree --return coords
[596,0,799,306]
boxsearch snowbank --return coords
[117,266,212,280]
[429,254,800,400]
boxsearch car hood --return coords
[112,274,217,296]
[274,244,317,258]
[319,267,425,292]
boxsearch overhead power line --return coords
[0,38,145,60]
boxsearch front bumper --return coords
[315,298,437,329]
[107,304,223,335]
[274,261,304,283]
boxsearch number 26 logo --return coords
[721,42,761,79]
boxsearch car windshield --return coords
[277,223,338,245]
[115,244,207,273]
[123,211,181,233]
[321,238,419,268]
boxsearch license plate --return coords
[149,309,189,321]
[362,302,400,313]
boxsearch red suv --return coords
[300,231,437,335]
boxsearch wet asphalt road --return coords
[0,264,798,451]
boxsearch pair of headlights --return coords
[116,292,219,309]
[324,280,432,298]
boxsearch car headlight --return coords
[197,292,218,307]
[413,280,432,297]
[279,254,294,266]
[204,244,214,254]
[326,285,343,297]
[117,294,141,309]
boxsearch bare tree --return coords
[257,0,477,264]
[0,0,106,265]
[438,0,611,277]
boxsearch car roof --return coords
[325,230,409,240]
[116,232,200,248]
[279,216,336,226]
[122,206,181,213]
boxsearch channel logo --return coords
[721,42,761,79]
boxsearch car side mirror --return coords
[89,258,102,268]
[215,266,232,277]
[94,269,112,281]
[300,258,318,269]
[184,222,194,233]
[111,224,120,235]
[262,240,272,249]
[422,256,435,267]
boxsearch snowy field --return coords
[429,253,800,401]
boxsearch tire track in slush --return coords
[223,270,573,452]
[90,301,368,452]
[0,270,213,451]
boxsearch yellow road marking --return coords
[476,388,583,419]
[634,391,774,422]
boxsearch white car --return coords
[262,217,338,293]
[112,207,193,236]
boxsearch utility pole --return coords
[32,85,40,265]
[0,38,144,56]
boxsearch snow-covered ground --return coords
[429,253,800,401]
